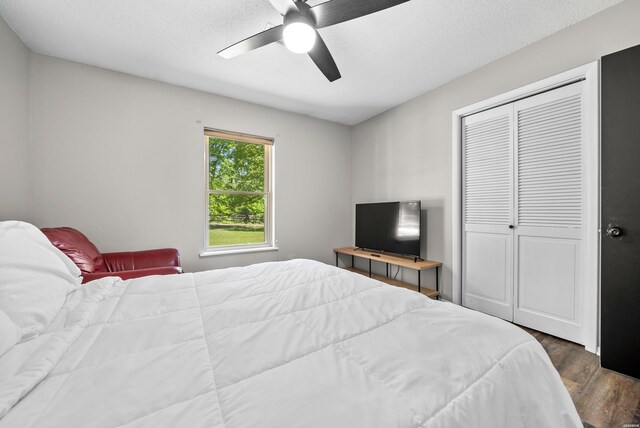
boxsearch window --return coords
[204,129,274,254]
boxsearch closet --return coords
[462,81,588,344]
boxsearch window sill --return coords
[199,246,279,257]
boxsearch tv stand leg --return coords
[335,252,338,267]
[368,259,372,278]
[418,271,421,293]
[352,255,354,268]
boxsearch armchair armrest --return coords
[81,266,183,284]
[102,248,181,272]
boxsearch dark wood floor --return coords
[520,327,640,428]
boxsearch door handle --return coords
[605,224,623,238]
[508,225,514,229]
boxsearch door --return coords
[512,82,585,343]
[462,104,514,321]
[601,44,640,379]
[462,82,589,344]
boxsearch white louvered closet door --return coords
[513,82,584,343]
[462,104,514,321]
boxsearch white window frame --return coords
[201,128,276,256]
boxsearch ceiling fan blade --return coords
[307,31,341,82]
[311,0,411,29]
[268,0,297,16]
[218,25,283,59]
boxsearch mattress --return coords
[0,259,581,427]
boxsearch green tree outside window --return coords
[207,136,271,247]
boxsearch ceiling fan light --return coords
[283,21,316,54]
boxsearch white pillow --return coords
[0,310,20,356]
[0,221,81,341]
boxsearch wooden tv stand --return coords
[334,247,441,299]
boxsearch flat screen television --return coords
[355,201,421,258]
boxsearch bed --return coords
[0,221,581,427]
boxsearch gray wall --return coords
[4,1,640,283]
[0,17,30,221]
[351,0,640,300]
[27,55,352,272]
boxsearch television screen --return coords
[355,201,421,257]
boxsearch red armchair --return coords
[41,227,182,283]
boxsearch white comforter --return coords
[0,259,580,427]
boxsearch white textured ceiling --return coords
[0,0,623,125]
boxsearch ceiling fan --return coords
[218,0,411,82]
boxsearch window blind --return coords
[204,129,274,146]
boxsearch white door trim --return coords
[451,62,600,353]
